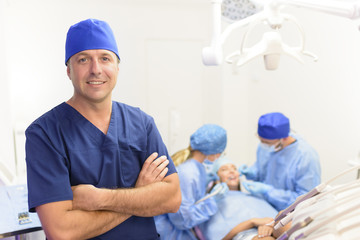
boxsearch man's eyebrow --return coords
[75,52,90,57]
[101,53,114,57]
[74,51,115,58]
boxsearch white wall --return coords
[0,0,16,185]
[222,6,360,184]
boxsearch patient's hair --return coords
[171,145,193,166]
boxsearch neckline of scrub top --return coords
[61,101,117,146]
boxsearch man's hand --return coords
[135,152,169,187]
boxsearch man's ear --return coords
[67,65,71,79]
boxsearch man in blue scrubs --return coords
[240,112,321,211]
[25,18,181,240]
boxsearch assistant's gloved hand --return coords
[238,164,247,174]
[242,181,272,196]
[238,164,257,179]
[206,172,219,185]
[210,182,229,202]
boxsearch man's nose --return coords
[90,59,102,75]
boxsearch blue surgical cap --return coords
[190,124,227,155]
[65,18,120,65]
[258,112,290,140]
[211,157,236,176]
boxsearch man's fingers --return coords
[149,155,168,172]
[143,152,159,169]
[156,167,169,181]
[154,159,169,177]
[136,154,169,187]
[154,158,169,170]
[149,158,169,180]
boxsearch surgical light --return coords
[202,0,360,70]
[221,0,259,22]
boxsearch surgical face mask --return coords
[203,159,214,172]
[205,152,223,163]
[204,159,214,165]
[259,141,282,153]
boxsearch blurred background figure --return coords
[155,124,228,240]
[240,112,321,211]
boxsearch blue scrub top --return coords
[250,134,321,211]
[25,101,176,240]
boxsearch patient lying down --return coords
[200,157,291,240]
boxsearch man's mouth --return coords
[88,81,105,85]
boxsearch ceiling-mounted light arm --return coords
[224,13,270,65]
[202,0,360,67]
[225,12,318,68]
[224,15,265,65]
[281,14,318,62]
[210,0,222,46]
[239,14,267,56]
[269,0,360,20]
[220,11,266,46]
[202,0,223,66]
[202,0,265,65]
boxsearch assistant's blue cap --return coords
[212,157,236,176]
[190,124,227,155]
[65,18,120,65]
[258,112,290,140]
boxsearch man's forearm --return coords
[37,201,131,240]
[98,173,181,216]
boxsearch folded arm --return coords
[36,200,130,240]
[72,173,181,216]
[72,153,181,216]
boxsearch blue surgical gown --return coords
[199,190,278,240]
[247,134,321,211]
[25,102,177,240]
[155,159,218,240]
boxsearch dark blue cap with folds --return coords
[258,112,290,140]
[65,18,120,65]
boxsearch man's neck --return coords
[66,97,112,134]
[282,136,296,148]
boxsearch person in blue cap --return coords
[25,18,181,239]
[155,124,229,240]
[240,112,321,211]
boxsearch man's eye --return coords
[102,57,110,61]
[79,58,87,63]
